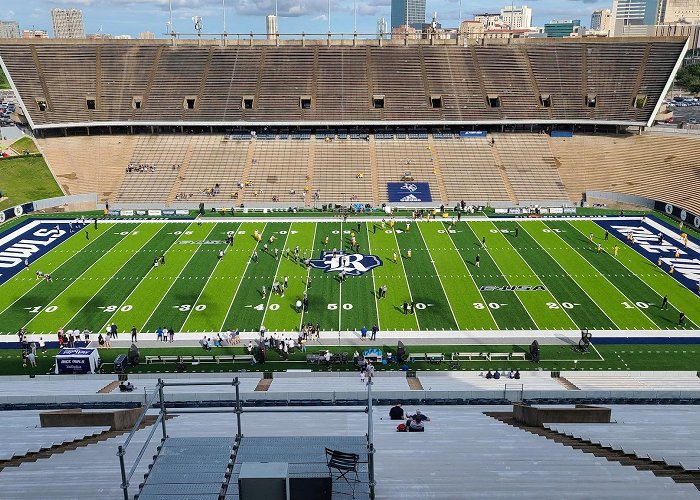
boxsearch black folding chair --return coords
[325,447,360,498]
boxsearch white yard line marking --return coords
[20,223,145,332]
[0,224,116,319]
[59,223,163,329]
[139,223,220,332]
[260,223,293,328]
[365,222,381,331]
[391,226,421,331]
[218,222,268,332]
[299,222,318,330]
[517,221,620,329]
[415,223,459,329]
[442,222,498,328]
[180,222,241,331]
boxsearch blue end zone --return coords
[0,219,87,286]
[594,216,700,295]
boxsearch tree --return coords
[675,63,700,94]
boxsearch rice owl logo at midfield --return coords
[308,251,383,276]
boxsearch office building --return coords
[660,0,700,23]
[474,13,503,28]
[611,0,660,35]
[591,9,613,32]
[266,15,278,39]
[0,21,20,39]
[391,0,427,30]
[51,8,85,38]
[138,31,155,40]
[544,19,581,37]
[500,5,532,29]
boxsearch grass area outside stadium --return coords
[0,155,63,210]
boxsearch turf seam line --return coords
[364,222,382,332]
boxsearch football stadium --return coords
[0,32,700,499]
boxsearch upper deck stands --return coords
[0,37,686,129]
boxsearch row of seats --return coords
[0,39,685,125]
[36,132,700,213]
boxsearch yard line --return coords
[564,221,680,329]
[180,222,240,329]
[0,224,116,318]
[260,225,292,328]
[415,223,460,329]
[442,223,498,328]
[58,223,163,329]
[218,222,268,332]
[364,222,381,331]
[391,226,421,331]
[20,223,145,332]
[489,220,579,329]
[138,223,219,333]
[299,222,318,330]
[517,221,620,329]
[463,222,541,330]
[338,221,344,332]
[99,221,202,334]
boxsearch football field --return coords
[0,216,698,336]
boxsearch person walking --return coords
[661,295,669,310]
[131,326,137,343]
[370,324,378,341]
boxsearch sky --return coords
[6,0,614,38]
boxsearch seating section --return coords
[549,133,700,214]
[434,138,512,203]
[115,136,190,203]
[0,38,685,126]
[176,136,249,203]
[494,133,569,202]
[35,131,700,215]
[37,135,135,204]
[374,139,440,201]
[311,137,374,204]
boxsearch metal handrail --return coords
[117,376,376,500]
[126,412,164,482]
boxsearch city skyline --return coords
[3,0,614,38]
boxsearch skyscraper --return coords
[0,20,20,39]
[500,5,532,29]
[51,8,85,38]
[377,17,389,39]
[590,9,613,32]
[391,0,427,30]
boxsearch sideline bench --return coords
[426,353,444,364]
[451,352,487,361]
[408,353,426,362]
[234,355,256,363]
[510,352,526,360]
[489,353,510,361]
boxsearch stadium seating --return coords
[549,133,700,214]
[0,37,685,127]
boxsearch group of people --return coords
[34,271,53,282]
[390,403,431,432]
[485,370,520,380]
[202,183,222,197]
[125,163,159,173]
[196,330,241,350]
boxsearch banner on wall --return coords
[656,201,700,229]
[387,183,433,203]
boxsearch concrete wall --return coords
[512,403,612,426]
[39,407,141,430]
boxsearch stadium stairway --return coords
[165,141,196,205]
[426,135,449,205]
[489,142,518,204]
[486,411,700,492]
[368,134,380,205]
[305,138,315,207]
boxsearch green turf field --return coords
[1,218,698,336]
[0,155,63,210]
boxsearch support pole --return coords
[367,381,376,499]
[158,378,167,439]
[234,377,242,439]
